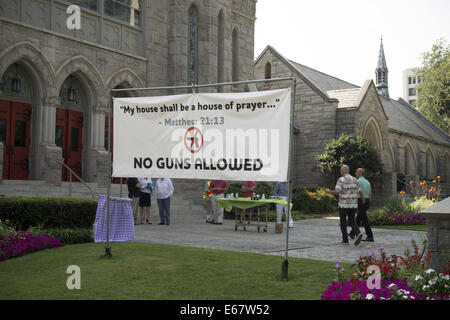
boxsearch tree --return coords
[414,39,450,134]
[316,133,384,184]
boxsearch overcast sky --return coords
[254,0,450,100]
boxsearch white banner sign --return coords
[113,88,291,181]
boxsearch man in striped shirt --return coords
[326,165,365,245]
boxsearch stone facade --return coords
[254,46,450,203]
[0,0,256,185]
[254,49,338,187]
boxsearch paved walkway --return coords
[133,214,426,263]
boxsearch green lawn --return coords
[0,242,347,300]
[372,225,427,232]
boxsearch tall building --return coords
[402,68,421,106]
[0,0,257,185]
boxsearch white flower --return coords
[388,283,397,289]
[366,293,374,300]
[402,296,408,299]
[415,275,422,281]
[425,269,435,274]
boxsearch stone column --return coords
[0,141,3,184]
[418,151,426,178]
[397,146,405,174]
[38,97,62,185]
[422,198,450,273]
[87,106,110,186]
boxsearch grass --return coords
[0,242,347,300]
[372,225,427,232]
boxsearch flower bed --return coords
[368,210,426,226]
[0,231,65,262]
[321,240,450,300]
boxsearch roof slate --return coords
[288,60,359,92]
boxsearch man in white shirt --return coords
[155,178,174,226]
[326,165,365,245]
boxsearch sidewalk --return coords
[133,214,426,263]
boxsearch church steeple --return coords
[375,37,389,99]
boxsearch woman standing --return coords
[155,178,174,226]
[138,177,153,224]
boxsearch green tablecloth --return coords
[216,197,293,212]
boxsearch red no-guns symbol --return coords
[184,126,203,153]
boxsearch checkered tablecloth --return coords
[94,195,134,242]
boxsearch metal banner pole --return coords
[104,94,113,258]
[282,78,296,280]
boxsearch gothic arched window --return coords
[188,5,199,85]
[265,62,272,79]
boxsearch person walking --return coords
[203,180,213,223]
[209,180,228,225]
[273,181,294,228]
[326,165,365,245]
[138,177,153,224]
[349,168,374,242]
[155,178,174,226]
[126,177,141,225]
[241,181,257,224]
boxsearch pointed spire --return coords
[377,37,387,70]
[375,37,389,99]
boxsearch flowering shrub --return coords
[409,176,442,202]
[352,245,401,281]
[321,279,423,300]
[369,210,426,226]
[322,240,449,300]
[410,269,450,300]
[0,231,64,262]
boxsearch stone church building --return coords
[0,0,448,203]
[0,0,256,186]
[254,44,450,202]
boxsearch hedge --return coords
[27,227,94,245]
[0,196,98,230]
[222,182,334,215]
[292,187,334,214]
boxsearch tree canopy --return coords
[414,38,450,134]
[316,133,384,183]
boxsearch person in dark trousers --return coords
[126,177,141,225]
[349,168,374,242]
[155,178,174,226]
[326,165,365,245]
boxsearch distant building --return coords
[402,68,422,106]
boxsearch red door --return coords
[0,100,31,180]
[56,108,83,181]
[105,117,124,184]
